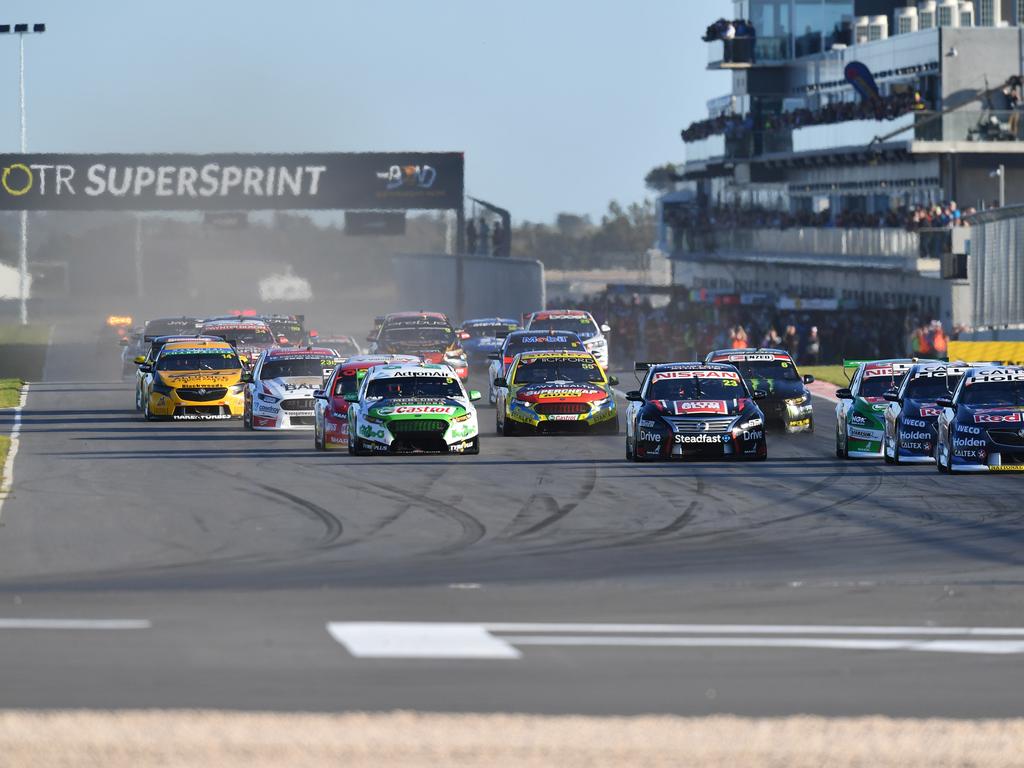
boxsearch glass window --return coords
[794,0,824,57]
[978,0,995,26]
[749,0,790,37]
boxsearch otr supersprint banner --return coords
[0,152,464,211]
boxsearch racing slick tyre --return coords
[598,415,620,435]
[626,436,634,461]
[936,437,952,474]
[243,399,253,430]
[883,434,896,465]
[143,399,154,422]
[500,413,518,437]
[835,428,848,459]
[314,423,325,451]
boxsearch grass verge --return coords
[0,379,22,409]
[0,324,51,345]
[801,365,849,387]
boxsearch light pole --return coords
[1,23,46,325]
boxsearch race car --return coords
[494,350,618,435]
[882,361,988,464]
[312,353,420,449]
[346,362,482,455]
[369,312,468,379]
[486,330,585,404]
[705,348,815,432]
[835,359,914,458]
[142,316,200,339]
[624,362,767,461]
[120,329,146,377]
[102,314,135,345]
[935,366,1024,473]
[140,339,246,421]
[133,334,223,411]
[316,335,362,360]
[459,317,521,367]
[198,319,276,367]
[525,309,610,369]
[243,347,340,430]
[261,314,309,346]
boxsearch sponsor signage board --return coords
[0,152,464,211]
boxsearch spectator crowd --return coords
[664,201,976,235]
[681,90,926,143]
[553,290,955,371]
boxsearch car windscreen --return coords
[648,374,745,401]
[326,339,360,356]
[465,324,515,339]
[732,360,799,385]
[904,374,954,399]
[366,375,462,399]
[961,381,1024,407]
[335,371,363,397]
[507,336,583,357]
[513,357,603,385]
[380,327,454,348]
[532,317,597,335]
[260,358,327,379]
[156,351,240,371]
[859,373,905,398]
[145,319,196,336]
[204,327,274,345]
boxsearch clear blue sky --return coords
[0,0,731,223]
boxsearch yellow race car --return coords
[141,340,247,421]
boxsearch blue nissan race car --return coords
[935,366,1024,473]
[459,317,521,367]
[883,361,991,464]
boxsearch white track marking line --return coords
[0,619,151,630]
[482,622,1024,636]
[327,622,520,659]
[0,382,29,522]
[506,636,1024,655]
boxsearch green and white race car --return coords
[346,362,482,455]
[835,359,914,458]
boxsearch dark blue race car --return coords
[882,362,973,465]
[458,317,521,367]
[935,366,1024,473]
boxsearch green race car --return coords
[835,359,915,458]
[346,362,482,455]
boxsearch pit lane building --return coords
[662,0,1024,330]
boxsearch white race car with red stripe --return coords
[243,348,341,431]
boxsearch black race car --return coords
[705,348,814,432]
[935,366,1024,473]
[624,361,768,461]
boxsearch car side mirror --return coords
[607,375,619,386]
[600,323,611,333]
[313,390,327,400]
[469,390,482,402]
[883,390,900,403]
[487,353,500,361]
[240,372,253,383]
[836,388,853,400]
[139,364,152,373]
[344,393,360,403]
[133,355,147,365]
[752,389,768,400]
[625,390,644,402]
[803,374,815,384]
[493,377,507,388]
[936,396,954,409]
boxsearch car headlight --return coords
[363,413,383,425]
[229,383,246,394]
[732,417,763,435]
[258,393,281,404]
[785,395,810,406]
[453,413,473,423]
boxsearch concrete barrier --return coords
[391,253,545,323]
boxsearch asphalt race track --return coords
[1,327,1023,717]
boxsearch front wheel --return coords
[936,436,951,473]
[501,413,518,436]
[314,421,325,450]
[243,398,253,430]
[598,415,620,435]
[835,427,848,459]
